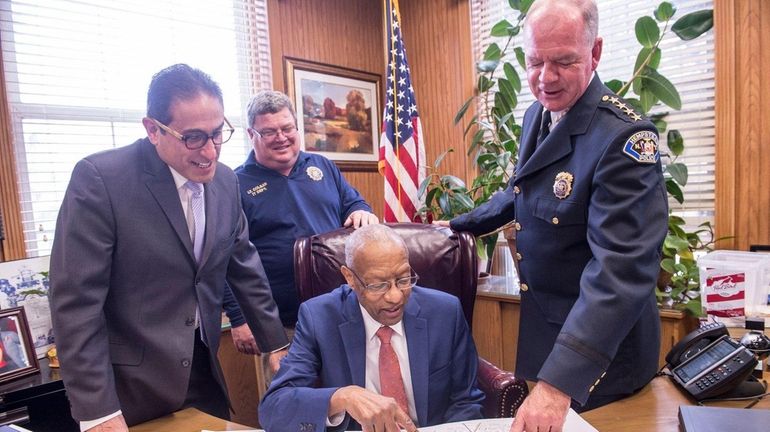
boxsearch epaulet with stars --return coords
[600,94,643,122]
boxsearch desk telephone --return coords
[666,322,758,400]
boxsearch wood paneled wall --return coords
[715,0,770,250]
[0,34,25,261]
[266,0,475,219]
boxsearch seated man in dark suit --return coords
[259,224,484,431]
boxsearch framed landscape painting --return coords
[285,57,381,171]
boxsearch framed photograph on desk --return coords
[0,307,39,384]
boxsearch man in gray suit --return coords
[49,64,289,431]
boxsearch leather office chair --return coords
[293,222,528,418]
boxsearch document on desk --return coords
[418,409,596,432]
[202,409,597,432]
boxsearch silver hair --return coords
[525,0,599,47]
[246,90,297,128]
[344,225,409,270]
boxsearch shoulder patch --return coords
[623,130,659,164]
[601,94,642,122]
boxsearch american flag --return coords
[378,0,425,222]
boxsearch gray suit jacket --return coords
[50,138,288,425]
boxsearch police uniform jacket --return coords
[452,75,668,406]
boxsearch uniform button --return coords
[515,252,522,261]
[185,317,195,326]
[514,222,522,231]
[552,217,559,225]
[513,185,521,194]
[181,359,191,367]
[520,283,529,292]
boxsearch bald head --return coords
[344,224,409,271]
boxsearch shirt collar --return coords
[359,303,405,342]
[168,167,188,190]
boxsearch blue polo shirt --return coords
[225,151,371,326]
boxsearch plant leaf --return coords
[639,87,658,114]
[503,62,521,93]
[655,2,676,22]
[667,129,684,155]
[454,97,474,125]
[604,79,623,94]
[661,258,677,274]
[433,148,453,169]
[672,10,714,41]
[635,16,660,48]
[491,19,514,37]
[478,74,495,92]
[652,117,667,133]
[665,235,691,253]
[642,68,681,110]
[424,187,439,208]
[455,193,475,210]
[438,192,451,216]
[634,47,661,75]
[417,176,432,199]
[519,0,535,13]
[514,47,526,70]
[666,162,688,187]
[483,43,502,61]
[666,178,684,204]
[441,175,467,190]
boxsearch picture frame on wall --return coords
[0,307,40,384]
[284,57,381,171]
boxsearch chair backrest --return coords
[293,222,479,325]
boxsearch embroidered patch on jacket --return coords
[246,182,268,196]
[553,172,574,199]
[306,166,323,181]
[623,130,659,164]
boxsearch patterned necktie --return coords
[375,326,410,416]
[184,180,205,263]
[536,110,551,147]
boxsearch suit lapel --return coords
[404,294,428,426]
[339,290,367,387]
[140,140,195,263]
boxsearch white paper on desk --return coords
[199,409,596,432]
[418,409,597,432]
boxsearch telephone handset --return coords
[666,322,758,400]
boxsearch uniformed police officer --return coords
[438,1,668,431]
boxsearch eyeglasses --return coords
[149,117,235,150]
[348,267,419,295]
[250,124,297,141]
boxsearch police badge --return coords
[553,172,574,199]
[306,166,323,181]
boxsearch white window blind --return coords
[1,0,273,257]
[470,0,715,228]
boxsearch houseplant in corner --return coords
[419,1,718,307]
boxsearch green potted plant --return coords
[419,1,718,311]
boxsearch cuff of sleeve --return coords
[537,341,606,405]
[80,410,122,431]
[326,411,347,427]
[269,343,290,354]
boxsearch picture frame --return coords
[0,307,40,383]
[285,57,381,171]
[0,255,54,359]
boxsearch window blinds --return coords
[470,0,715,228]
[0,0,272,256]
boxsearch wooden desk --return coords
[581,376,770,431]
[130,408,252,432]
